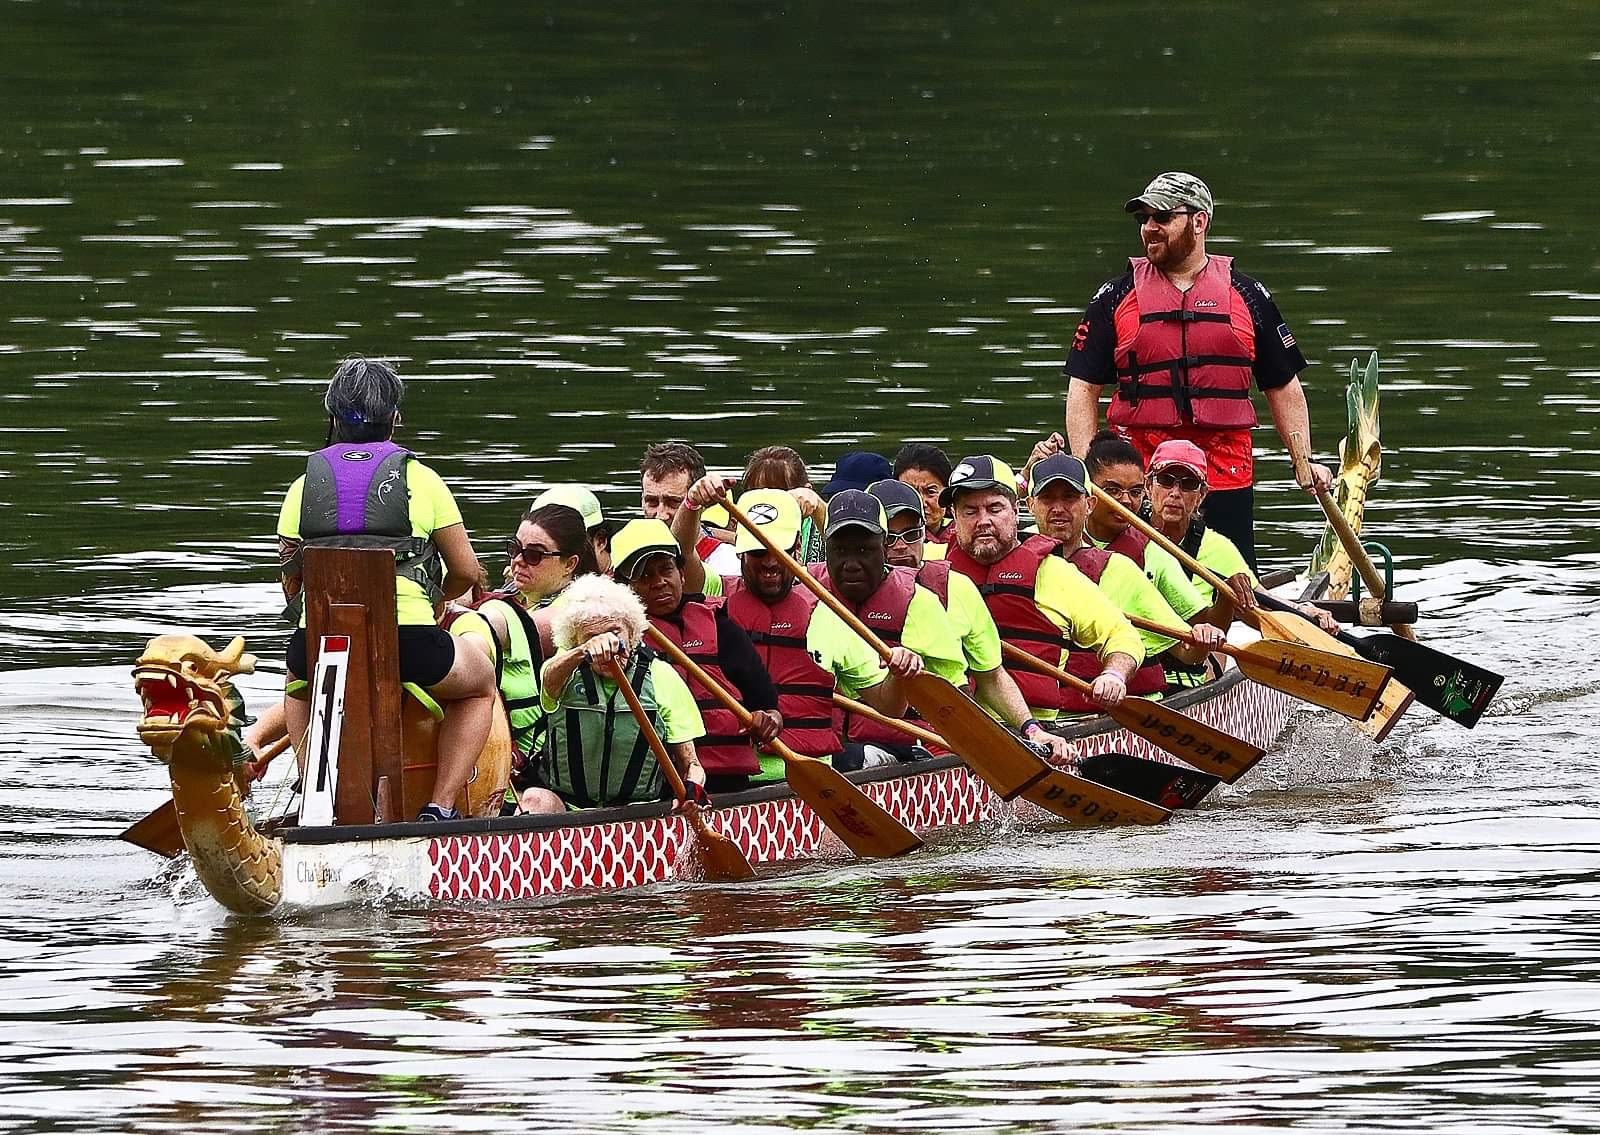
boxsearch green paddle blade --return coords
[1341,631,1502,728]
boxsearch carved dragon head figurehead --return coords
[133,634,256,764]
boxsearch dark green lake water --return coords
[3,3,1600,1132]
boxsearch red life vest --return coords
[1101,525,1149,566]
[915,559,952,608]
[1063,546,1170,706]
[647,599,758,776]
[945,536,1065,711]
[808,564,926,750]
[722,580,841,758]
[1108,254,1259,431]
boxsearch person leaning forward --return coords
[677,480,925,772]
[940,454,1145,726]
[1063,171,1333,570]
[1025,452,1226,691]
[612,518,783,795]
[866,479,1076,763]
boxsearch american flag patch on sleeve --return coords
[1276,322,1296,349]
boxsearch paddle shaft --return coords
[602,657,755,882]
[1288,431,1417,641]
[833,693,947,749]
[646,625,923,860]
[998,641,1263,782]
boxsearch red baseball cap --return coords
[1148,440,1208,480]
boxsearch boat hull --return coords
[269,663,1295,910]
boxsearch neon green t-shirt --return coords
[1095,553,1190,658]
[1083,530,1207,621]
[1029,556,1146,721]
[278,459,462,626]
[941,569,1002,674]
[539,655,705,745]
[1191,528,1257,605]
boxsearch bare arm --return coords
[973,665,1031,728]
[1066,378,1104,457]
[432,522,482,602]
[1263,378,1332,492]
[669,740,705,789]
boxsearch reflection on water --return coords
[3,0,1600,1129]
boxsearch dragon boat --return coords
[127,357,1406,917]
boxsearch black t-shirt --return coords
[1065,264,1309,391]
[670,600,780,711]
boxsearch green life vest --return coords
[540,649,666,808]
[478,594,545,755]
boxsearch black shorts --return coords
[286,625,456,689]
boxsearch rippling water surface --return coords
[4,2,1600,1131]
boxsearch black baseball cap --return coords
[939,454,1020,507]
[867,478,924,520]
[822,489,888,539]
[1029,453,1089,495]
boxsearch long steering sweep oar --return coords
[999,642,1264,783]
[831,692,1221,809]
[121,734,293,859]
[645,625,922,859]
[721,497,1169,826]
[1088,483,1416,742]
[1123,613,1391,721]
[603,659,756,882]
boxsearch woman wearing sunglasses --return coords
[450,502,599,809]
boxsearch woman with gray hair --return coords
[276,356,498,822]
[517,574,708,814]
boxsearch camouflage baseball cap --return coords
[1124,171,1214,216]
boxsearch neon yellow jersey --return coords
[1095,553,1189,658]
[944,570,1002,674]
[539,656,705,745]
[802,603,890,699]
[898,586,968,687]
[278,460,462,626]
[922,541,948,561]
[1191,528,1257,605]
[1034,556,1146,663]
[1084,530,1207,621]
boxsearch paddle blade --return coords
[783,754,923,858]
[685,803,756,882]
[1344,632,1503,728]
[1077,753,1221,810]
[1247,604,1414,741]
[1019,769,1170,825]
[1232,638,1390,721]
[899,671,1052,798]
[121,800,184,859]
[1106,698,1266,784]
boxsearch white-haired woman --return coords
[517,574,708,814]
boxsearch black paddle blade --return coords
[1343,632,1503,729]
[1077,753,1222,810]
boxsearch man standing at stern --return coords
[1064,171,1331,569]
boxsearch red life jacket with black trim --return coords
[1101,525,1150,566]
[914,558,952,608]
[807,563,928,750]
[647,598,758,777]
[1063,546,1170,706]
[722,580,841,758]
[944,536,1065,711]
[1109,254,1259,431]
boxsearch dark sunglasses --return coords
[1133,208,1195,225]
[884,526,925,547]
[1153,469,1205,492]
[505,538,565,566]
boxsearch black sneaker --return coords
[417,803,461,823]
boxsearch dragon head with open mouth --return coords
[133,634,256,765]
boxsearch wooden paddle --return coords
[832,694,1220,811]
[602,658,756,883]
[1087,483,1416,742]
[1000,642,1264,783]
[1288,432,1416,641]
[120,735,293,859]
[721,497,1169,826]
[1123,613,1390,721]
[645,625,922,859]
